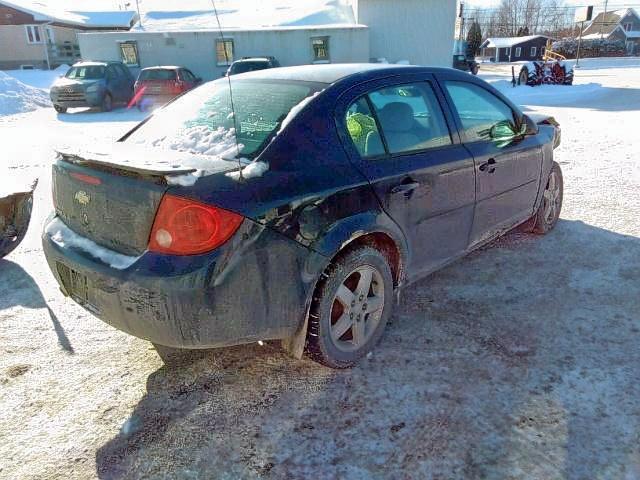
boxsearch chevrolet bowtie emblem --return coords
[74,190,91,205]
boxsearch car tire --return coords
[54,104,67,113]
[306,246,394,368]
[101,93,113,112]
[0,193,33,259]
[518,67,529,86]
[521,162,563,235]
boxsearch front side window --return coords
[367,83,452,154]
[444,81,516,143]
[126,80,318,159]
[119,42,139,66]
[216,39,234,65]
[25,25,42,44]
[345,97,385,158]
[312,37,330,62]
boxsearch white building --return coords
[77,0,457,80]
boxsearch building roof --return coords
[0,0,137,29]
[481,35,550,49]
[130,0,358,32]
[582,8,640,37]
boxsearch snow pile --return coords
[46,217,138,270]
[0,71,51,116]
[277,91,321,134]
[225,161,269,181]
[3,65,69,92]
[143,125,242,158]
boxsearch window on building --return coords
[444,81,517,143]
[312,36,330,62]
[25,25,42,44]
[515,47,522,57]
[531,46,537,57]
[505,47,511,58]
[624,23,633,32]
[119,41,139,67]
[216,39,234,65]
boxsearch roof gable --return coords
[582,8,640,36]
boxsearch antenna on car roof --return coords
[210,0,244,181]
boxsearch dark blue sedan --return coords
[43,64,563,368]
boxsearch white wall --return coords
[78,27,369,80]
[353,0,457,67]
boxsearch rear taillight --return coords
[149,194,243,255]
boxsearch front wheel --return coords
[522,162,563,234]
[101,93,113,112]
[306,246,394,368]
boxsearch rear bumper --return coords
[42,215,327,348]
[136,94,177,107]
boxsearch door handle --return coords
[390,182,420,196]
[479,158,496,173]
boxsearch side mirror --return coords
[520,114,539,136]
[490,120,517,140]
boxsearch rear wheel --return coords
[521,162,563,234]
[0,194,33,259]
[306,246,394,368]
[53,104,67,113]
[101,93,113,112]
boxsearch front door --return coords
[439,78,543,247]
[337,76,476,280]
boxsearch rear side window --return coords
[367,83,452,154]
[444,81,516,143]
[140,69,177,81]
[345,97,385,158]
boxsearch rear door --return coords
[438,76,543,247]
[337,75,476,280]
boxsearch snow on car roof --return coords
[141,66,183,70]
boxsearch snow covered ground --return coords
[1,58,639,479]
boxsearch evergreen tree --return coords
[466,21,483,56]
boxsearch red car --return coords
[133,66,202,110]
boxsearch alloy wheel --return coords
[329,265,385,352]
[543,170,561,224]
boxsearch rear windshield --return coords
[126,79,320,159]
[230,61,269,75]
[139,69,177,81]
[65,66,105,79]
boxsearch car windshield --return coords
[126,79,319,159]
[65,66,105,79]
[139,69,177,81]
[230,61,269,75]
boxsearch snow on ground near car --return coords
[0,58,639,478]
[0,71,52,116]
[3,64,69,91]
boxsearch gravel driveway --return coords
[1,59,639,479]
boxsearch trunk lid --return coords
[53,143,236,256]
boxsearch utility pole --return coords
[600,0,608,39]
[576,20,585,67]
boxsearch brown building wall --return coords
[0,4,36,25]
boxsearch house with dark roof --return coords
[480,35,553,62]
[581,8,640,55]
[0,1,137,70]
